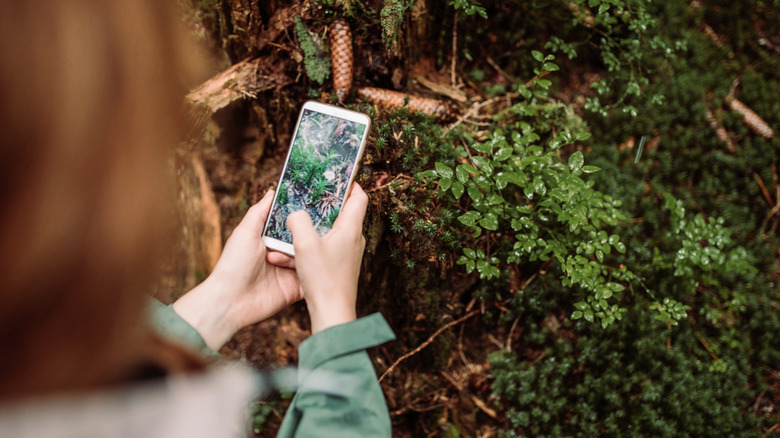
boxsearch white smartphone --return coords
[262,101,371,256]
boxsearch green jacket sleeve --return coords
[146,298,222,361]
[276,313,396,438]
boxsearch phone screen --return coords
[264,108,367,244]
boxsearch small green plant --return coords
[389,212,404,233]
[249,402,273,435]
[294,17,331,85]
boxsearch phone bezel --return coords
[262,101,372,256]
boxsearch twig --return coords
[759,199,780,238]
[754,172,774,207]
[366,174,414,194]
[697,334,720,362]
[505,315,522,352]
[486,55,516,84]
[443,94,507,136]
[761,422,779,438]
[379,309,480,382]
[451,10,458,88]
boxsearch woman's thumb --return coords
[287,210,318,249]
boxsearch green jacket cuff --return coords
[146,298,222,362]
[297,313,395,381]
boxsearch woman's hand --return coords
[283,184,368,334]
[172,190,302,350]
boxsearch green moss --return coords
[294,17,331,85]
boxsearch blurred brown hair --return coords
[0,0,207,398]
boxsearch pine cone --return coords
[727,97,775,139]
[356,87,453,119]
[329,18,353,102]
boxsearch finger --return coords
[254,189,276,226]
[231,190,274,239]
[267,250,296,269]
[331,183,368,233]
[287,210,320,251]
[237,190,275,227]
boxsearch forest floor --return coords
[160,0,780,436]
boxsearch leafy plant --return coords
[449,0,487,19]
[294,17,331,85]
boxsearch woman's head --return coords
[0,0,204,398]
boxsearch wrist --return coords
[172,276,239,351]
[305,295,357,334]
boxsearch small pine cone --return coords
[356,87,453,119]
[329,18,353,102]
[727,97,775,139]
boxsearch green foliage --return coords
[380,0,413,50]
[249,402,273,435]
[348,0,780,434]
[490,300,760,437]
[294,17,330,85]
[449,0,487,19]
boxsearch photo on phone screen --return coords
[264,106,368,245]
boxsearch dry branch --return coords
[379,309,480,382]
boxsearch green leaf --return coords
[463,248,476,259]
[487,193,504,205]
[496,173,509,190]
[532,50,544,62]
[542,62,560,72]
[572,310,583,319]
[472,156,493,174]
[494,147,512,161]
[479,213,498,230]
[456,165,471,184]
[452,181,465,198]
[584,309,594,322]
[568,151,584,171]
[533,177,546,196]
[582,165,601,173]
[472,142,493,154]
[458,211,481,227]
[517,85,532,100]
[576,132,592,141]
[467,185,484,202]
[440,178,452,191]
[435,162,454,179]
